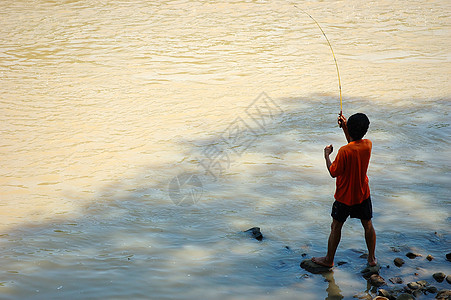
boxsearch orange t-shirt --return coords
[329,139,372,206]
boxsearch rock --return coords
[426,286,438,293]
[299,259,332,274]
[436,289,451,300]
[407,282,422,290]
[406,252,421,259]
[389,277,403,284]
[433,272,446,283]
[395,293,415,300]
[447,275,451,284]
[373,297,389,300]
[378,289,394,299]
[369,274,386,287]
[337,261,347,266]
[244,227,263,241]
[427,255,434,261]
[394,258,405,267]
[446,252,451,262]
[407,280,428,290]
[361,263,381,278]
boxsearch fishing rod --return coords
[293,5,343,116]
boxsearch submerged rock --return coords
[394,258,405,267]
[406,252,422,259]
[244,227,263,241]
[377,289,393,299]
[300,259,332,274]
[395,293,415,300]
[389,277,403,284]
[433,272,446,283]
[369,274,386,287]
[361,263,381,278]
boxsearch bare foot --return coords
[368,258,378,267]
[311,257,334,268]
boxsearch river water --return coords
[1,0,450,299]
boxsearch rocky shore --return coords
[244,228,450,299]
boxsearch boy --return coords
[312,113,377,268]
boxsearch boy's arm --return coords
[324,144,335,178]
[338,114,351,143]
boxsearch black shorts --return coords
[331,196,373,223]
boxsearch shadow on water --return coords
[0,94,450,299]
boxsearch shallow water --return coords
[1,0,450,299]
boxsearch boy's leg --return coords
[312,219,344,267]
[361,219,377,266]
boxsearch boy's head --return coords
[347,113,370,140]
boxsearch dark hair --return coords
[347,113,370,140]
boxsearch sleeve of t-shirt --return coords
[329,148,345,177]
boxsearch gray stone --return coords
[299,259,332,274]
[394,258,405,267]
[395,293,415,300]
[433,272,446,283]
[369,274,386,287]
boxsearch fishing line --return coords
[293,5,342,115]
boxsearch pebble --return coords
[426,254,434,261]
[394,258,405,267]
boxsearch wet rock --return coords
[374,296,389,300]
[436,290,451,300]
[406,252,422,259]
[394,258,405,267]
[390,277,403,284]
[407,282,422,290]
[378,288,394,299]
[433,272,446,283]
[369,274,386,287]
[361,263,381,278]
[426,286,438,293]
[395,293,415,300]
[299,259,332,274]
[337,261,347,266]
[446,275,451,284]
[427,255,434,261]
[353,292,372,299]
[446,252,451,262]
[244,227,263,241]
